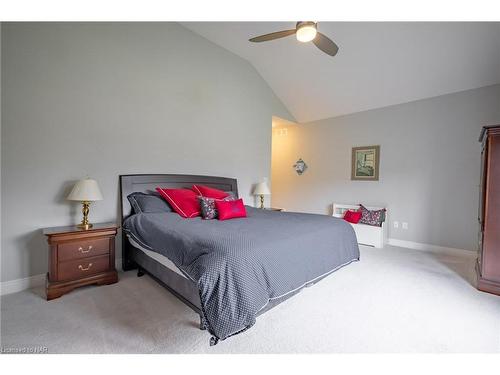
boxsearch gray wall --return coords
[1,22,292,282]
[272,85,500,251]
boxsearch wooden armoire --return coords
[477,125,500,296]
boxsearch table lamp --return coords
[252,181,270,209]
[67,178,103,229]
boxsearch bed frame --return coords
[120,174,313,342]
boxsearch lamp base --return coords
[78,201,92,230]
[259,194,265,209]
[77,223,93,230]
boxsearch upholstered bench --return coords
[332,203,387,248]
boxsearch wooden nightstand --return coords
[43,222,118,300]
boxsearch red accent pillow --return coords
[343,210,362,224]
[156,188,200,218]
[192,185,229,199]
[215,199,247,221]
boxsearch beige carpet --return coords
[1,245,499,353]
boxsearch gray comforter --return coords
[123,207,359,342]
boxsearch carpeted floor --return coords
[1,245,499,353]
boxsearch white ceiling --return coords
[182,22,500,123]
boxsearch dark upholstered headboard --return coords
[119,174,238,270]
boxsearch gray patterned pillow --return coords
[199,195,236,220]
[359,204,386,227]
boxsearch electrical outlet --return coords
[393,221,399,229]
[402,222,408,230]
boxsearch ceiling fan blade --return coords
[249,29,296,43]
[312,32,339,56]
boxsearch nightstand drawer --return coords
[58,238,110,261]
[58,255,110,281]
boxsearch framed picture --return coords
[351,145,380,181]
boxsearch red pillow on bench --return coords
[343,210,362,224]
[156,188,200,218]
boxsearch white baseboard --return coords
[1,273,46,296]
[1,258,124,296]
[387,238,474,254]
[115,258,123,271]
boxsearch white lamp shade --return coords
[67,178,103,201]
[252,181,271,196]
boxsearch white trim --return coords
[1,274,46,296]
[387,238,473,254]
[1,258,123,296]
[115,257,123,271]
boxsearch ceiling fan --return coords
[249,22,339,57]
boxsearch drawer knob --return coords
[78,245,93,253]
[78,263,93,271]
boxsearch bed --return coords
[120,174,360,345]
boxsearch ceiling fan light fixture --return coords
[296,23,317,43]
[248,21,338,57]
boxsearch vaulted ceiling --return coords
[182,22,500,123]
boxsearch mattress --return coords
[127,235,187,279]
